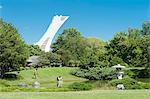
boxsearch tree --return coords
[52,28,84,66]
[141,21,150,36]
[71,21,150,80]
[52,28,106,67]
[140,21,150,69]
[0,20,29,78]
[39,52,62,67]
[106,28,143,67]
[27,44,42,56]
[124,28,142,67]
[139,36,150,69]
[106,32,128,66]
[79,38,107,68]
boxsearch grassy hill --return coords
[1,67,149,92]
[1,67,87,88]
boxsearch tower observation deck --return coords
[35,15,69,52]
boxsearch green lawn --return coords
[1,67,150,92]
[0,90,149,99]
[1,67,87,88]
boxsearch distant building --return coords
[35,15,69,52]
[26,56,39,66]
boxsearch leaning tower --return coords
[35,15,69,52]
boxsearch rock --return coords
[18,83,28,87]
[117,84,125,90]
[32,81,40,88]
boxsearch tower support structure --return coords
[35,15,69,52]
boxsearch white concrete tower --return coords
[35,15,69,52]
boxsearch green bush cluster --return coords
[69,82,94,91]
[130,69,150,78]
[109,77,150,89]
[142,83,150,89]
[0,80,10,87]
[72,67,115,80]
[2,73,24,80]
[71,69,88,78]
[125,69,150,78]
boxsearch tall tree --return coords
[52,28,83,66]
[79,38,107,68]
[0,20,29,78]
[139,36,150,69]
[141,21,150,36]
[52,28,106,67]
[106,28,142,67]
[140,21,150,69]
[106,32,128,66]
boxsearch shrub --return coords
[125,69,150,78]
[72,67,115,80]
[86,67,115,80]
[109,77,143,89]
[142,83,150,89]
[71,69,88,78]
[110,56,129,67]
[2,73,24,80]
[134,69,150,78]
[2,73,17,80]
[124,69,136,78]
[69,82,93,91]
[0,80,10,87]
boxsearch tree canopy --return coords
[0,19,149,80]
[52,28,106,67]
[0,19,29,78]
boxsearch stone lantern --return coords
[112,64,125,79]
[112,64,126,90]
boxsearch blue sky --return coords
[0,0,149,44]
